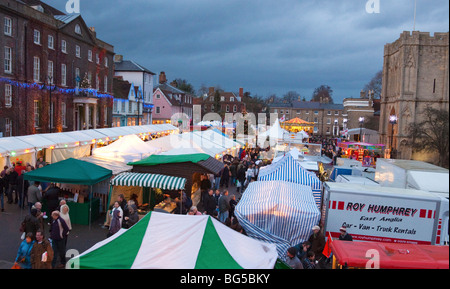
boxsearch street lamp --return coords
[359,117,365,142]
[334,119,338,137]
[136,92,143,126]
[389,115,398,159]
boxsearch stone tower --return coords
[379,31,449,162]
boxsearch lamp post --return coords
[389,115,398,159]
[359,117,365,142]
[334,119,339,137]
[137,92,143,126]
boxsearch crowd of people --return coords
[1,157,74,269]
[0,157,47,212]
[5,141,354,270]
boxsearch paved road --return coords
[0,182,242,269]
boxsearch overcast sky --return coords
[47,0,449,103]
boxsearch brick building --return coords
[0,0,114,137]
[195,87,247,116]
[269,101,344,137]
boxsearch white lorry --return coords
[321,182,449,245]
[375,158,449,193]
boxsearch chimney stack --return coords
[159,72,167,84]
[239,88,244,98]
[209,87,215,95]
[114,54,123,63]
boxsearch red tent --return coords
[331,240,449,269]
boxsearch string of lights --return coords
[0,77,114,99]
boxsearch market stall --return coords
[128,153,223,206]
[258,153,323,208]
[338,142,385,167]
[108,171,187,214]
[69,211,278,269]
[330,240,449,269]
[0,137,37,167]
[23,158,113,227]
[235,181,321,260]
[92,134,160,163]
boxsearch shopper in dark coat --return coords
[203,189,217,216]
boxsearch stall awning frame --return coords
[111,172,186,190]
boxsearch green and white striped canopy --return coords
[111,172,186,190]
[70,212,278,269]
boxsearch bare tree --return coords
[311,85,334,103]
[408,106,449,168]
[363,70,382,99]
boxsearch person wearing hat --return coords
[286,247,303,269]
[307,225,326,264]
[339,227,353,241]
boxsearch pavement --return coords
[0,182,242,269]
[0,199,107,269]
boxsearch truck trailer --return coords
[321,182,449,245]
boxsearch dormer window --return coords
[75,24,82,35]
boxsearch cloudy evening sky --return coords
[46,0,449,103]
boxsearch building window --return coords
[61,102,66,127]
[75,24,82,35]
[121,101,125,113]
[113,100,118,112]
[314,111,319,115]
[75,68,80,88]
[88,50,92,62]
[230,97,234,102]
[128,101,132,113]
[96,53,100,65]
[33,29,41,44]
[104,57,108,67]
[61,64,67,86]
[33,56,40,82]
[4,118,11,137]
[4,46,12,73]
[61,40,67,53]
[226,105,230,112]
[335,111,339,116]
[96,75,100,90]
[4,17,12,36]
[48,35,54,49]
[156,107,160,114]
[233,105,237,112]
[76,45,81,58]
[104,75,108,92]
[327,118,331,124]
[156,93,160,99]
[314,117,318,123]
[297,110,301,114]
[104,106,108,125]
[47,61,53,83]
[220,96,225,101]
[5,84,12,108]
[327,111,331,115]
[34,100,40,127]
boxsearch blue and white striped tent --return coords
[258,153,323,208]
[235,181,321,260]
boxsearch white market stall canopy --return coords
[0,137,37,156]
[92,134,161,164]
[0,124,177,162]
[111,172,186,191]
